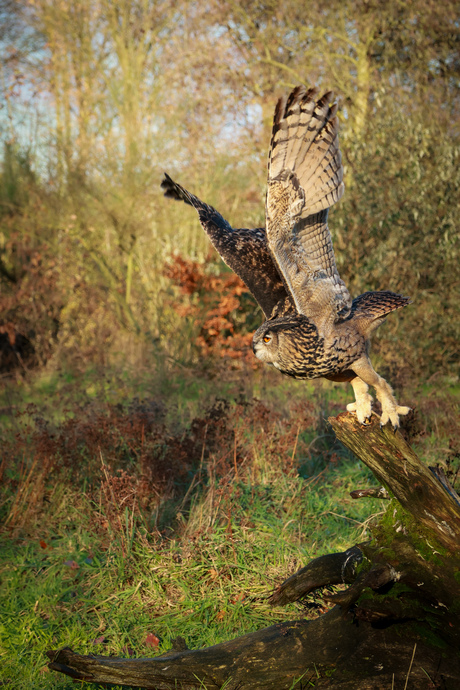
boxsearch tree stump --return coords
[46,413,460,689]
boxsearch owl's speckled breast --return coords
[263,315,365,381]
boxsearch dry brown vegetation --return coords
[0,0,458,383]
[1,392,321,532]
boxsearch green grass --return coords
[1,364,459,689]
[0,355,351,431]
[0,458,379,689]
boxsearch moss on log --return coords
[329,413,460,552]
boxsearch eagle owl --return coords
[162,86,410,428]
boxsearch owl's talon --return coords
[379,405,410,430]
[348,379,373,425]
[347,404,371,425]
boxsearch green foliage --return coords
[334,98,460,377]
[0,143,35,213]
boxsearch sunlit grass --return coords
[0,455,379,689]
[1,363,459,688]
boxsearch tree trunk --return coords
[46,413,460,689]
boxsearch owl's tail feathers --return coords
[351,291,411,335]
[161,173,195,207]
[268,88,344,215]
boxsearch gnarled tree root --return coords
[268,545,363,606]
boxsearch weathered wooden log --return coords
[46,609,369,690]
[350,486,390,499]
[46,412,460,689]
[268,545,363,606]
[329,413,460,552]
[46,613,460,689]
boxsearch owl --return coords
[162,86,410,428]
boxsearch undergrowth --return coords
[0,364,459,689]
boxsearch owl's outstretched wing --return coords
[161,173,291,319]
[266,86,352,336]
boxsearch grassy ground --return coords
[1,362,459,689]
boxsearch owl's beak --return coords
[252,341,267,362]
[252,339,261,357]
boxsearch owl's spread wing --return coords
[266,87,352,336]
[161,173,291,319]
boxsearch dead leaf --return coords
[231,592,245,604]
[145,632,160,648]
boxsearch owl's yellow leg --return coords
[346,377,373,424]
[350,356,410,429]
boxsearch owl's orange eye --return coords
[263,335,271,343]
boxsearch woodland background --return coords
[0,0,459,380]
[0,2,459,688]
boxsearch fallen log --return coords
[47,412,460,689]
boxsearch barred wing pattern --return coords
[350,291,411,333]
[266,87,352,336]
[161,174,292,319]
[162,86,411,430]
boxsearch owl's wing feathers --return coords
[161,173,291,319]
[350,291,411,335]
[266,87,352,336]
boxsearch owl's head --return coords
[252,317,301,368]
[252,322,281,366]
[252,315,322,375]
